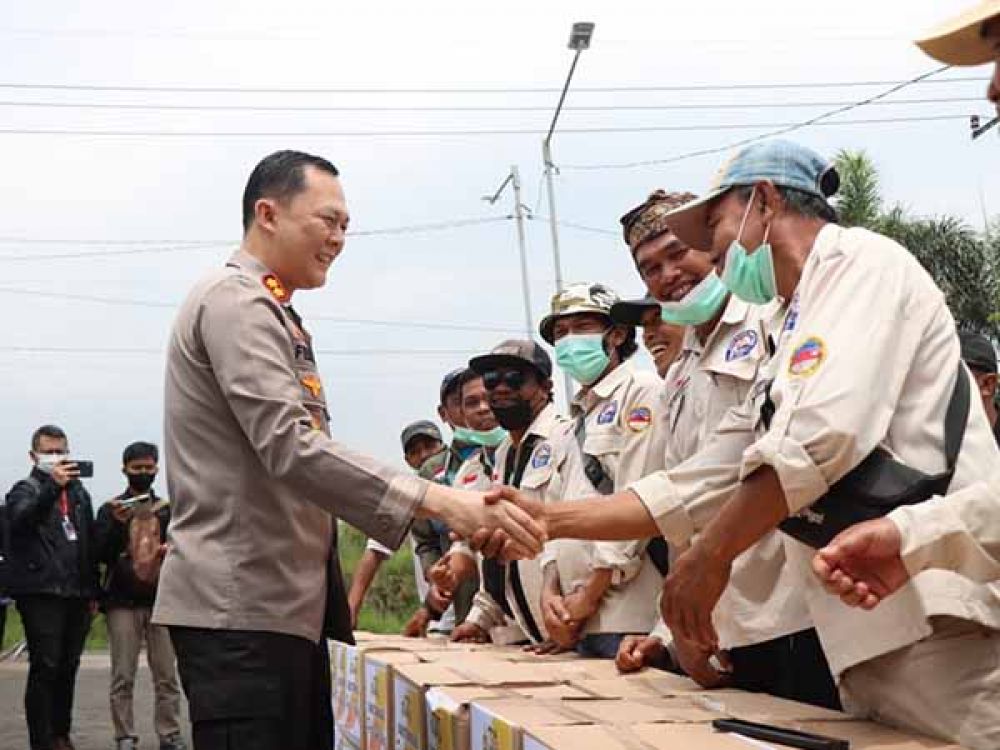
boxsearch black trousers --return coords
[170,626,332,750]
[15,595,92,750]
[729,627,842,710]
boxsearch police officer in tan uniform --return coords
[154,150,543,750]
[537,282,664,658]
[812,0,1000,610]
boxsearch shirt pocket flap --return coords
[583,433,619,457]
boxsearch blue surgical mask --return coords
[659,271,729,325]
[452,425,508,448]
[720,188,778,304]
[555,333,610,386]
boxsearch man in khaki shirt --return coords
[811,0,1000,612]
[538,282,664,657]
[154,150,543,750]
[611,190,833,709]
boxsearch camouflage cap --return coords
[538,282,621,344]
[619,189,699,252]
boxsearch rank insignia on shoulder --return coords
[788,336,825,377]
[531,443,553,469]
[300,373,323,398]
[627,406,652,432]
[596,400,618,425]
[262,274,290,303]
[725,329,759,362]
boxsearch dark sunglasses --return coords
[483,369,528,391]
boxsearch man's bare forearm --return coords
[546,491,659,541]
[348,548,387,609]
[694,466,789,565]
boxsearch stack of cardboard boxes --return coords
[331,634,962,750]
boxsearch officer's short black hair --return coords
[31,424,67,451]
[123,441,159,465]
[242,150,340,233]
[456,368,484,401]
[614,327,639,362]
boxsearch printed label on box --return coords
[470,704,516,750]
[365,661,391,750]
[394,675,425,750]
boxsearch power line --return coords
[0,114,971,139]
[0,344,482,356]
[0,286,520,333]
[0,217,513,257]
[0,77,985,95]
[0,96,983,114]
[562,65,957,171]
[530,215,618,237]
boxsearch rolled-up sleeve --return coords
[200,276,425,550]
[890,486,1000,583]
[630,397,755,546]
[739,240,930,516]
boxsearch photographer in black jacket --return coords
[93,441,184,750]
[6,424,97,750]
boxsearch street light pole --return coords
[543,21,594,403]
[484,166,533,338]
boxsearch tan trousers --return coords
[839,617,1000,750]
[107,606,182,741]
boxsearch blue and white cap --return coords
[664,139,839,251]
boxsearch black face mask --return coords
[491,399,534,432]
[126,472,155,494]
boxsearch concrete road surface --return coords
[0,653,192,750]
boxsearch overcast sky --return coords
[0,0,994,503]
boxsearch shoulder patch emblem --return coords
[262,273,290,304]
[725,330,759,362]
[596,400,619,425]
[789,336,825,377]
[531,443,553,469]
[626,406,652,432]
[462,473,478,485]
[300,373,323,398]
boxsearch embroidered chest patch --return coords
[531,443,553,469]
[626,406,652,432]
[725,330,759,362]
[783,294,800,336]
[788,337,825,377]
[596,400,619,426]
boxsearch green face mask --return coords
[555,333,611,386]
[452,425,508,448]
[659,271,729,325]
[720,188,778,304]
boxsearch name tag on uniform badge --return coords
[626,406,652,432]
[596,400,618,425]
[61,515,77,542]
[531,443,553,469]
[725,330,759,362]
[782,294,800,336]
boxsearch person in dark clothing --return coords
[93,442,185,750]
[5,424,97,750]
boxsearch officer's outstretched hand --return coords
[661,542,729,652]
[812,518,909,610]
[420,482,545,560]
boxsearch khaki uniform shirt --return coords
[465,404,586,643]
[631,225,1000,676]
[890,480,1000,583]
[647,296,812,650]
[542,360,663,635]
[154,249,425,643]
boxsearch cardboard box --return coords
[427,686,508,750]
[688,691,853,724]
[558,697,718,726]
[523,724,646,750]
[468,700,593,750]
[364,650,423,750]
[508,684,591,701]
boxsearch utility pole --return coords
[484,166,533,338]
